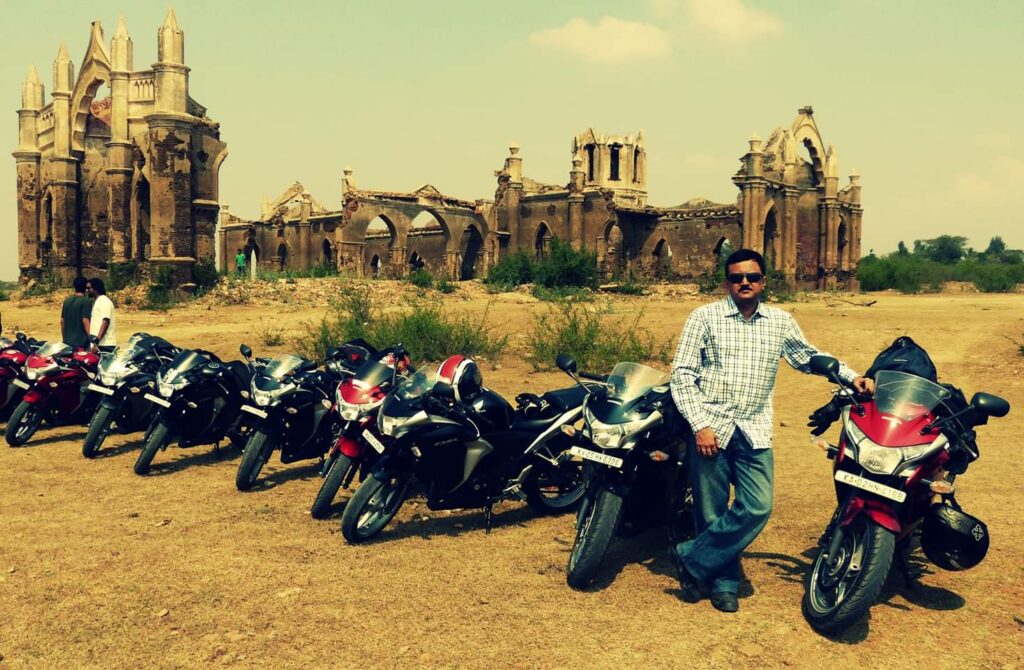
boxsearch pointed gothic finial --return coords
[115,15,129,38]
[87,21,112,66]
[22,65,44,110]
[25,64,40,84]
[164,6,180,30]
[112,15,133,70]
[53,41,73,92]
[158,6,185,64]
[57,41,70,61]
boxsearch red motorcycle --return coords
[309,344,412,519]
[1,333,40,422]
[801,356,1009,634]
[5,341,102,447]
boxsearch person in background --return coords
[235,248,246,275]
[86,277,116,348]
[60,276,91,349]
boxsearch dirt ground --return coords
[0,281,1021,670]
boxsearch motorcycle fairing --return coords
[840,495,901,533]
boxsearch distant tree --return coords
[897,241,909,256]
[985,236,1007,255]
[916,235,968,264]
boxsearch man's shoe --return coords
[710,592,739,613]
[668,547,704,603]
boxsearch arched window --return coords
[585,144,596,181]
[633,148,641,183]
[609,143,622,181]
[535,223,553,261]
[321,239,333,266]
[277,243,288,270]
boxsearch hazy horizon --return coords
[3,1,1022,280]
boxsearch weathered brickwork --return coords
[12,13,227,284]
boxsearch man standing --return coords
[669,249,872,613]
[60,277,91,348]
[86,278,116,348]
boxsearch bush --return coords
[0,290,8,302]
[857,255,948,293]
[526,300,670,372]
[143,266,176,310]
[531,285,594,302]
[971,263,1022,293]
[255,320,285,347]
[763,269,796,303]
[295,289,507,364]
[486,251,535,288]
[107,261,139,291]
[21,272,58,298]
[408,268,434,289]
[534,239,599,290]
[605,270,648,296]
[436,277,457,294]
[697,268,724,294]
[192,258,219,293]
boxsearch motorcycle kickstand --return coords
[483,504,494,534]
[213,441,222,459]
[896,551,916,590]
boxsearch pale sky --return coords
[3,0,1023,280]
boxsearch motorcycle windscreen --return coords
[873,371,951,421]
[33,341,72,359]
[100,340,144,378]
[264,355,306,380]
[162,350,208,385]
[588,362,668,424]
[353,359,400,389]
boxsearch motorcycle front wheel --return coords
[5,400,44,447]
[82,405,114,458]
[310,453,354,519]
[340,470,411,543]
[566,487,624,589]
[802,515,895,634]
[134,422,171,475]
[235,431,275,491]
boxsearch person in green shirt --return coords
[235,248,246,275]
[60,277,92,348]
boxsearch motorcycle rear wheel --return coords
[310,453,354,519]
[134,422,170,476]
[5,400,43,447]
[566,488,624,589]
[235,431,275,491]
[340,471,410,543]
[82,405,114,458]
[802,516,895,634]
[524,460,587,514]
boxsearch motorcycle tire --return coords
[235,432,275,491]
[82,405,114,458]
[524,460,587,514]
[310,453,354,519]
[134,422,170,476]
[566,488,624,590]
[5,400,43,447]
[802,516,896,634]
[340,470,410,543]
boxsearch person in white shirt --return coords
[85,277,116,347]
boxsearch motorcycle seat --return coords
[509,413,561,433]
[226,361,252,389]
[541,386,587,414]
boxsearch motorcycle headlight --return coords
[584,407,648,449]
[157,374,189,398]
[253,383,294,408]
[844,419,941,475]
[378,410,426,437]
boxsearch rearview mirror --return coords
[87,334,99,345]
[301,360,318,372]
[555,353,578,375]
[325,346,338,360]
[809,355,840,377]
[239,344,252,360]
[16,332,26,341]
[970,392,1010,418]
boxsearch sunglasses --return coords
[727,272,764,284]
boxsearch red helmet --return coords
[436,355,482,402]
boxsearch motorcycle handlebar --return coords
[579,371,608,383]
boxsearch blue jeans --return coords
[674,429,774,595]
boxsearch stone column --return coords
[781,188,799,287]
[568,152,585,250]
[49,42,79,278]
[298,193,312,270]
[217,207,229,272]
[739,135,765,252]
[106,17,134,263]
[15,65,44,280]
[146,115,195,283]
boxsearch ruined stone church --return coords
[15,17,862,290]
[13,11,227,284]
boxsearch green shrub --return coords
[857,254,949,293]
[295,289,507,364]
[534,239,599,289]
[107,261,139,291]
[971,263,1021,293]
[531,285,594,302]
[697,268,724,294]
[192,258,220,293]
[143,266,176,310]
[763,269,796,303]
[0,290,8,302]
[21,272,58,298]
[486,251,535,287]
[255,320,286,347]
[408,268,434,289]
[606,270,648,296]
[526,301,670,372]
[436,277,457,294]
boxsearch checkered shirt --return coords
[670,296,858,450]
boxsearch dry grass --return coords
[1,288,1022,669]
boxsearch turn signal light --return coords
[561,425,577,437]
[928,480,955,495]
[812,438,831,452]
[648,450,669,462]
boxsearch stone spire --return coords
[111,15,133,71]
[158,7,185,64]
[22,65,44,110]
[53,41,73,93]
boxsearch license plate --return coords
[88,384,114,396]
[240,405,268,420]
[835,470,907,503]
[143,393,171,409]
[363,430,386,454]
[12,378,30,390]
[569,446,623,469]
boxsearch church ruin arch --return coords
[535,223,553,260]
[321,238,333,267]
[459,224,483,280]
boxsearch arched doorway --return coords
[370,254,382,277]
[132,177,151,262]
[365,215,397,275]
[651,238,672,277]
[459,224,483,280]
[535,223,553,261]
[838,219,849,270]
[245,241,261,268]
[604,223,624,274]
[713,237,732,275]
[321,239,333,267]
[277,243,288,271]
[409,251,424,272]
[763,207,779,272]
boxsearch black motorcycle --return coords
[553,354,691,589]
[234,345,350,491]
[135,349,255,475]
[82,332,180,458]
[339,364,592,543]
